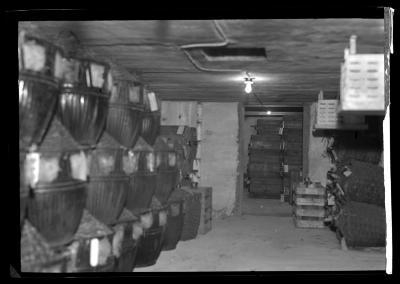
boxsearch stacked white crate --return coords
[339,36,385,115]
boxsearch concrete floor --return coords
[241,194,293,217]
[135,210,386,271]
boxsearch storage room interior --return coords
[17,15,391,273]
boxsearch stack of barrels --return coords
[19,28,207,273]
[281,115,303,203]
[247,118,283,199]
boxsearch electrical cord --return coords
[251,92,265,106]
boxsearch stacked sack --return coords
[326,155,386,248]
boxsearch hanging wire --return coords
[251,92,265,106]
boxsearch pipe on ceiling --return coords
[179,20,244,73]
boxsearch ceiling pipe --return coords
[179,20,244,73]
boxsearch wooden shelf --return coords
[337,107,386,116]
[314,123,368,130]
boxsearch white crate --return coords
[316,99,342,127]
[315,93,367,130]
[340,53,385,113]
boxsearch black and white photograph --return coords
[12,7,393,276]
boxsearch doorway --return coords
[241,105,303,216]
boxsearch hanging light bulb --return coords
[244,81,253,94]
[244,72,255,94]
[266,110,271,115]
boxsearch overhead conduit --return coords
[179,20,245,74]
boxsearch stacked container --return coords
[19,30,64,228]
[86,132,129,225]
[26,118,88,247]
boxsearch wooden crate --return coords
[293,205,325,218]
[294,195,325,206]
[295,183,325,195]
[189,187,212,235]
[292,182,326,228]
[293,216,325,229]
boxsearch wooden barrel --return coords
[162,196,184,251]
[20,149,29,230]
[87,133,129,225]
[57,57,112,147]
[110,209,140,272]
[160,125,198,164]
[19,31,63,150]
[160,126,198,181]
[87,175,129,225]
[140,88,161,146]
[26,119,88,247]
[21,220,69,273]
[159,136,186,188]
[154,137,179,204]
[126,138,158,214]
[134,205,168,268]
[19,74,59,151]
[128,172,157,214]
[283,116,303,129]
[106,80,144,148]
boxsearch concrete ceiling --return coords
[21,19,384,104]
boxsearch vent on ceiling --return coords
[201,47,267,61]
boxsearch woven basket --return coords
[336,201,386,247]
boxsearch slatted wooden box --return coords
[315,98,367,130]
[293,183,326,228]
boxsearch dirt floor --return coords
[135,213,386,272]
